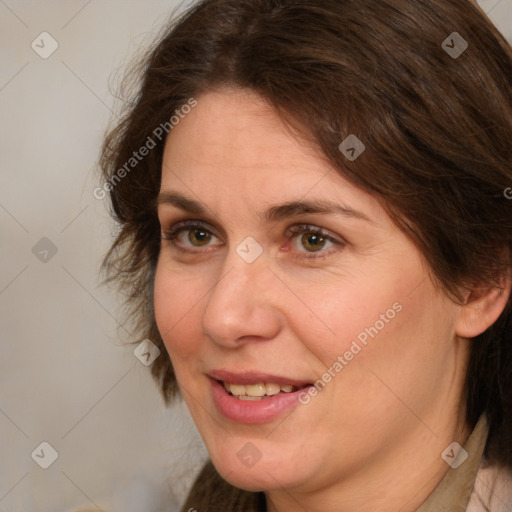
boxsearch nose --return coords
[202,252,283,348]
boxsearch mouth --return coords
[207,369,313,423]
[219,381,308,401]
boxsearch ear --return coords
[455,273,511,338]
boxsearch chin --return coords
[216,464,284,492]
[208,446,302,492]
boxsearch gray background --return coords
[1,1,511,511]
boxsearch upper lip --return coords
[208,369,312,388]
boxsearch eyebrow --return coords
[157,191,373,224]
[157,192,206,215]
[264,199,373,224]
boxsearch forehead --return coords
[163,89,320,177]
[160,88,384,221]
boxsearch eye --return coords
[297,232,332,252]
[287,225,343,257]
[184,227,214,247]
[161,221,222,251]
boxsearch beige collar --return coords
[416,415,488,512]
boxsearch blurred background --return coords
[0,1,511,511]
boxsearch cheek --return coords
[331,278,457,417]
[153,263,205,362]
[289,263,446,399]
[287,273,408,358]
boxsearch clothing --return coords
[181,416,512,511]
[417,415,512,512]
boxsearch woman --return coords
[100,0,512,510]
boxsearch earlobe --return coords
[455,277,511,338]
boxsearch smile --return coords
[208,370,313,423]
[221,381,301,400]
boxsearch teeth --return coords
[245,384,266,397]
[228,384,246,396]
[265,383,281,396]
[223,381,299,398]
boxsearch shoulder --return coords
[466,460,512,512]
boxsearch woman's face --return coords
[154,89,468,495]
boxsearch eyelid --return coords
[286,224,346,244]
[161,220,224,253]
[281,224,346,261]
[161,219,219,238]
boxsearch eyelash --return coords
[161,220,221,254]
[285,225,344,259]
[160,220,345,259]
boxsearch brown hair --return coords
[100,0,512,468]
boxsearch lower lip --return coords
[210,378,309,424]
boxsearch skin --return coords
[153,88,509,512]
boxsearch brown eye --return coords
[287,225,341,257]
[162,222,222,250]
[188,228,213,247]
[301,233,327,252]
